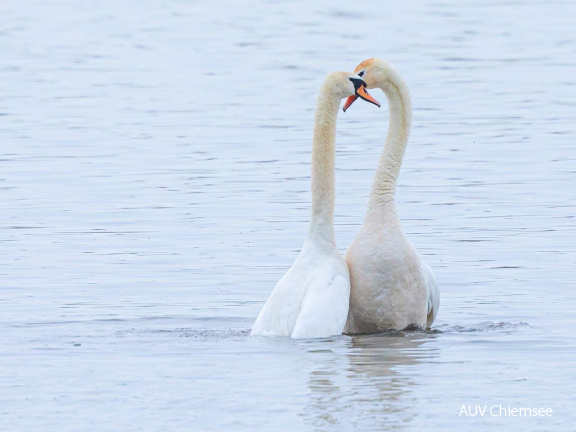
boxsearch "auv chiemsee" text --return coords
[460,405,552,417]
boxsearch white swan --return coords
[251,71,380,338]
[342,58,440,333]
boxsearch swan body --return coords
[343,58,440,333]
[251,72,378,338]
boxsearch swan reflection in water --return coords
[300,331,439,431]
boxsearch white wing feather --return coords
[251,249,350,338]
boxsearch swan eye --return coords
[358,71,365,77]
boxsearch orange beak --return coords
[343,86,380,112]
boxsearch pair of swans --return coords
[251,58,439,338]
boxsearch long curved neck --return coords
[365,72,412,226]
[307,85,340,246]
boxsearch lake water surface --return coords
[1,0,575,430]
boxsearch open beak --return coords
[343,95,358,112]
[343,85,381,112]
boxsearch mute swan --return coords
[251,71,380,339]
[342,58,440,333]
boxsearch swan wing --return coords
[422,261,440,329]
[291,262,350,339]
[250,259,307,336]
[250,264,308,336]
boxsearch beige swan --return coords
[342,58,440,333]
[251,71,380,338]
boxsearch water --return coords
[1,0,575,430]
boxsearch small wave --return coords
[346,321,532,337]
[119,327,251,339]
[435,321,531,334]
[179,328,251,339]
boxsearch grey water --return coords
[1,0,575,430]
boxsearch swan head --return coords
[343,58,396,111]
[323,72,380,110]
